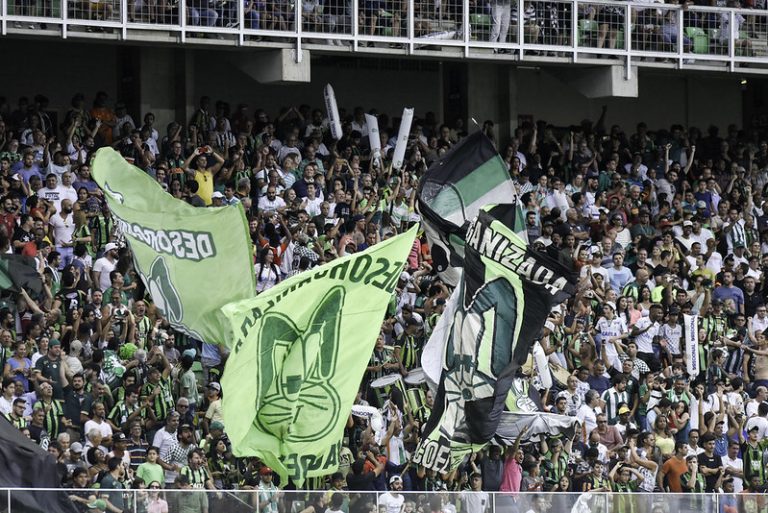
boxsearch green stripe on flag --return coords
[430,156,511,218]
[0,259,12,291]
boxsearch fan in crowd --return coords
[2,92,768,513]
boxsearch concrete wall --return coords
[0,39,752,138]
[513,67,744,132]
[186,50,444,126]
[0,40,119,122]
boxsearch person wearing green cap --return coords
[35,338,65,400]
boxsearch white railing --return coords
[0,0,766,74]
[0,487,737,513]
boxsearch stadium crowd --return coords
[2,91,768,513]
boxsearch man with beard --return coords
[49,198,77,268]
[62,372,94,443]
[0,195,18,238]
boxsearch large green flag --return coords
[92,148,256,344]
[221,225,417,485]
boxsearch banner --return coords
[324,84,342,141]
[392,107,414,171]
[220,226,417,485]
[412,205,574,473]
[0,254,43,297]
[92,148,256,345]
[0,417,79,513]
[494,411,580,445]
[365,113,382,170]
[684,313,700,378]
[417,131,524,287]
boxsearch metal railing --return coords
[0,0,767,72]
[0,487,758,513]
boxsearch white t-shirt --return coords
[750,316,768,336]
[746,400,766,418]
[93,257,117,292]
[379,493,404,513]
[577,403,598,438]
[596,316,627,370]
[722,455,743,493]
[0,395,13,415]
[49,213,76,248]
[83,418,113,441]
[633,317,658,354]
[257,195,287,214]
[745,416,768,440]
[302,196,323,217]
[461,491,489,513]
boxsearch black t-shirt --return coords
[697,452,722,492]
[36,355,65,399]
[12,226,34,253]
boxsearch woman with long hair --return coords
[653,415,675,458]
[3,341,32,392]
[637,286,653,316]
[255,247,280,293]
[669,400,691,443]
[207,437,236,490]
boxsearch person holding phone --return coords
[182,145,225,206]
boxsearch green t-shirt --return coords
[136,461,165,487]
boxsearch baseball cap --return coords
[586,170,599,179]
[352,214,365,222]
[208,382,222,392]
[533,237,551,247]
[70,442,84,453]
[212,191,225,199]
[113,432,127,443]
[179,423,194,432]
[104,242,119,252]
[683,220,693,227]
[399,272,411,282]
[10,173,21,181]
[604,301,616,311]
[618,405,631,415]
[49,339,61,347]
[389,475,403,484]
[210,420,225,431]
[696,200,707,209]
[260,466,273,475]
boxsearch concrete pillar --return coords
[465,62,519,146]
[138,47,186,129]
[233,49,311,84]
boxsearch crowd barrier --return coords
[1,488,758,513]
[0,0,766,74]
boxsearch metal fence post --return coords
[295,0,302,62]
[463,0,469,56]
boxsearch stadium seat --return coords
[685,27,709,54]
[470,13,491,41]
[578,18,598,46]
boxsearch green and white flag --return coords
[221,226,417,485]
[92,148,256,344]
